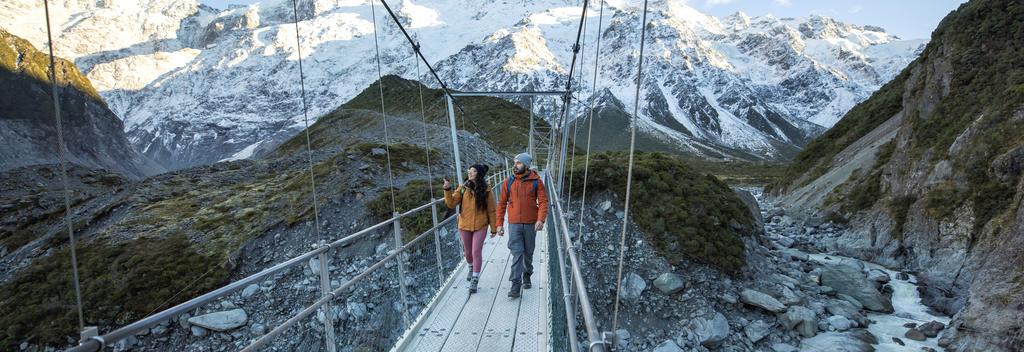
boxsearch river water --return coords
[806,250,950,351]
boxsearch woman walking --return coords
[444,164,498,294]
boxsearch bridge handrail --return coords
[240,213,459,351]
[546,172,607,352]
[66,172,504,352]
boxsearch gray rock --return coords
[241,284,259,299]
[250,323,266,336]
[740,289,787,313]
[190,325,208,337]
[826,316,853,331]
[771,343,798,352]
[150,324,168,336]
[744,319,770,343]
[653,273,685,294]
[178,313,191,330]
[905,328,926,341]
[347,302,367,319]
[867,269,890,283]
[620,272,646,302]
[918,321,945,337]
[780,306,817,337]
[653,340,684,352]
[780,248,809,261]
[836,294,864,310]
[778,285,802,306]
[776,236,795,248]
[821,264,893,312]
[799,332,873,352]
[688,311,730,349]
[598,200,612,212]
[370,148,387,156]
[187,309,248,331]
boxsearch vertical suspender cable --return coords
[576,0,605,243]
[369,1,399,215]
[611,0,650,334]
[43,0,86,334]
[369,1,409,328]
[289,0,323,243]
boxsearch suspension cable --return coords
[611,0,650,334]
[575,0,606,244]
[413,42,436,200]
[565,2,589,205]
[377,0,464,113]
[42,0,86,333]
[288,0,324,244]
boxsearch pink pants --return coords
[460,228,487,273]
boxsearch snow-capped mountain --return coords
[0,0,925,169]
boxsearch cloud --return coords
[773,0,792,6]
[849,5,864,13]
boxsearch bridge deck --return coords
[395,222,550,352]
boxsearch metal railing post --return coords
[393,212,412,328]
[430,202,444,287]
[317,242,337,352]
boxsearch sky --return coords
[198,0,967,39]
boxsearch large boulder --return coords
[734,189,764,229]
[620,272,646,302]
[918,320,945,338]
[821,265,894,312]
[740,289,787,313]
[187,309,248,331]
[653,340,684,352]
[799,332,874,352]
[653,273,685,294]
[688,311,730,349]
[744,319,771,343]
[779,306,817,337]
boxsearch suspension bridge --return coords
[39,0,653,351]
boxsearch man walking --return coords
[496,153,549,298]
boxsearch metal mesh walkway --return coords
[393,220,551,352]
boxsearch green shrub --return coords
[923,183,967,219]
[0,234,228,348]
[887,195,917,239]
[366,180,446,243]
[569,152,752,274]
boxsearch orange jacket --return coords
[444,184,498,233]
[496,170,549,225]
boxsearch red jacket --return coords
[496,170,549,225]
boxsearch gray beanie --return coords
[515,152,533,169]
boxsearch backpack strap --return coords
[532,179,538,197]
[505,176,515,202]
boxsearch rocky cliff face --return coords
[0,0,922,169]
[0,29,162,178]
[770,0,1024,350]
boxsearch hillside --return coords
[770,0,1024,350]
[0,29,162,178]
[0,77,506,349]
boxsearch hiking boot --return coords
[508,282,522,298]
[523,274,532,289]
[469,277,479,294]
[466,269,473,281]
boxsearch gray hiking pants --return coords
[507,223,536,284]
